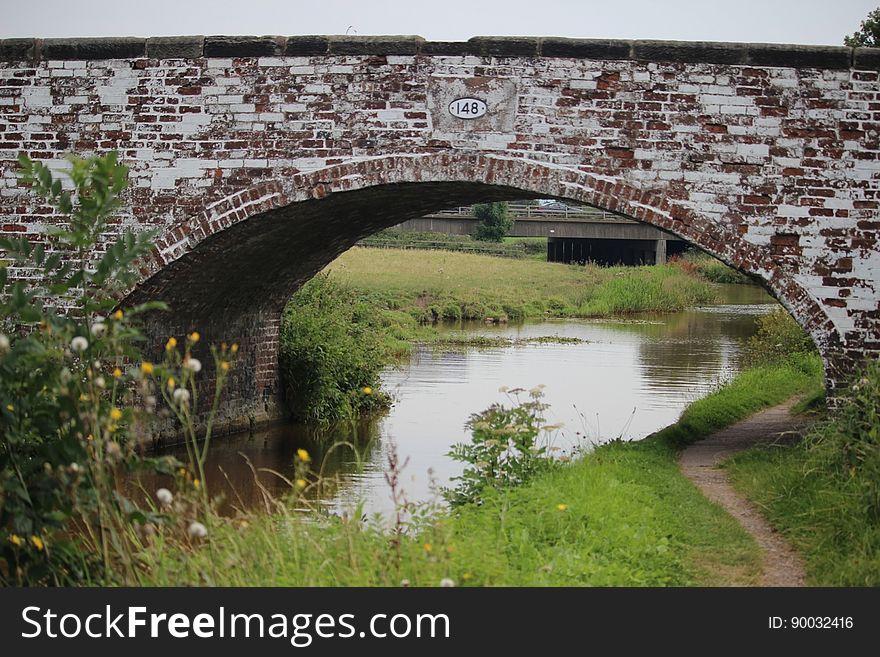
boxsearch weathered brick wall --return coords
[1,35,878,430]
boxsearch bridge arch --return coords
[123,152,840,431]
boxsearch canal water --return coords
[156,284,775,515]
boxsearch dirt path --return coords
[679,399,808,587]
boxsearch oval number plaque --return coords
[448,97,488,120]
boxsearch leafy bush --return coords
[472,202,513,242]
[280,275,389,423]
[445,386,559,506]
[741,307,816,368]
[0,153,235,585]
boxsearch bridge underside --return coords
[128,182,539,436]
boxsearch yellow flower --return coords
[167,376,176,390]
[556,503,568,512]
[107,424,118,434]
[112,367,123,379]
[295,479,307,490]
[423,543,433,553]
[140,362,154,375]
[188,331,200,343]
[296,448,310,462]
[30,535,44,551]
[462,572,472,581]
[9,534,23,546]
[165,337,177,351]
[220,360,230,371]
[113,310,124,321]
[5,404,13,412]
[193,479,201,490]
[86,434,94,441]
[110,408,123,421]
[230,343,238,354]
[79,393,89,402]
[178,468,188,477]
[362,386,373,395]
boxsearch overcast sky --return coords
[0,0,876,45]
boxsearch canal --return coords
[155,283,775,515]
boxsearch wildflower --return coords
[70,336,89,352]
[5,404,13,412]
[78,394,89,402]
[0,334,10,354]
[90,322,107,337]
[220,360,230,371]
[167,376,176,390]
[462,572,472,581]
[165,336,177,351]
[112,367,123,379]
[439,578,455,587]
[9,534,22,547]
[187,522,208,539]
[173,388,190,405]
[362,386,373,395]
[557,503,568,512]
[94,376,106,389]
[69,462,81,473]
[60,367,72,383]
[193,479,201,490]
[30,536,44,551]
[230,343,238,354]
[423,543,433,553]
[110,408,123,421]
[296,448,310,462]
[156,488,173,506]
[498,385,509,393]
[400,579,411,587]
[106,442,121,457]
[183,357,202,373]
[113,310,124,320]
[295,479,307,490]
[188,331,200,343]
[140,362,154,375]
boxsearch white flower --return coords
[94,376,106,389]
[400,579,411,587]
[173,388,191,405]
[0,334,9,354]
[156,488,173,506]
[70,336,88,352]
[439,578,456,587]
[59,367,72,384]
[183,357,202,373]
[90,322,107,337]
[187,521,208,539]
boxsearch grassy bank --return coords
[129,355,824,587]
[327,247,716,322]
[726,360,880,585]
[358,229,547,260]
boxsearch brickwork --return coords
[1,35,878,429]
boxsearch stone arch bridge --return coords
[1,35,878,431]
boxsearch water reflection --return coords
[151,284,775,515]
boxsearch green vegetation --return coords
[358,229,545,259]
[845,7,880,46]
[472,201,513,242]
[671,250,751,285]
[727,360,880,585]
[0,154,235,585]
[279,275,395,423]
[326,247,717,323]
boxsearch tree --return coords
[845,8,880,47]
[472,202,513,242]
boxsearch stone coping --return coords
[0,35,876,69]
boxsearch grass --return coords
[326,247,717,322]
[726,360,880,586]
[127,357,825,587]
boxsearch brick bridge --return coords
[1,35,878,432]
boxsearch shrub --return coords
[280,275,388,423]
[472,202,513,242]
[741,307,816,368]
[0,153,237,585]
[445,386,559,506]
